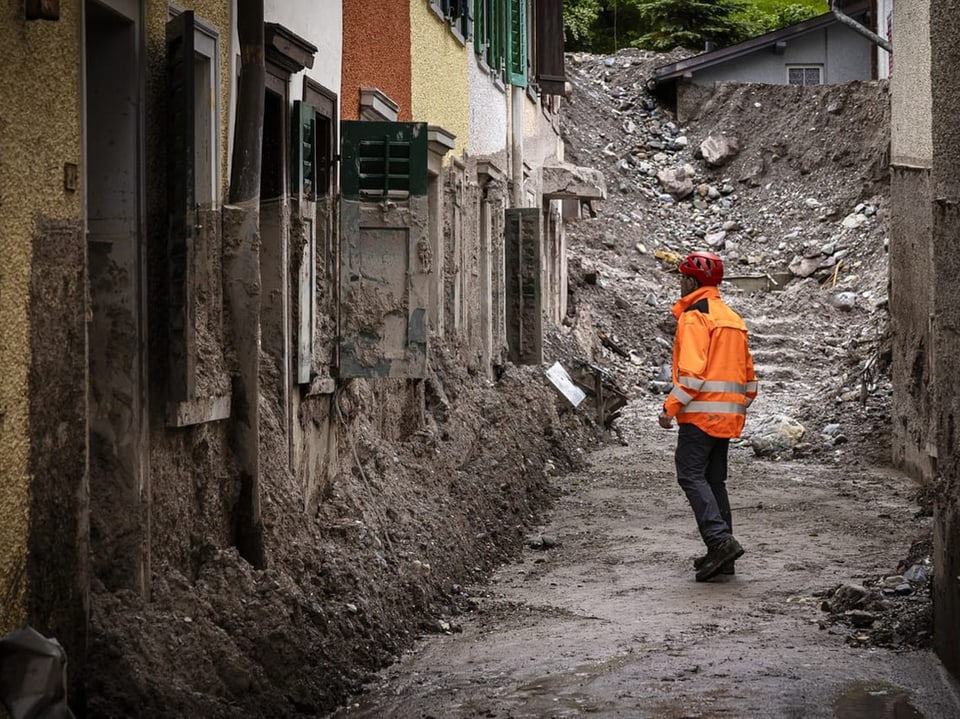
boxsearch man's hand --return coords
[658,411,674,429]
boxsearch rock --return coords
[705,231,726,249]
[827,292,857,311]
[845,609,876,628]
[700,133,740,167]
[789,255,821,278]
[657,166,693,199]
[842,212,869,229]
[828,583,871,612]
[750,414,805,457]
[904,564,931,584]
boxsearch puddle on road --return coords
[834,682,923,718]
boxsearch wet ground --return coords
[328,419,960,718]
[327,288,960,718]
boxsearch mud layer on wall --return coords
[27,217,89,686]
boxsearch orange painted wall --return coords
[341,0,412,120]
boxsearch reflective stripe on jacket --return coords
[663,286,757,438]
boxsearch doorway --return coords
[84,0,148,596]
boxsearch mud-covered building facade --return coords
[0,0,600,708]
[889,0,960,683]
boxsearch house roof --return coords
[652,0,871,85]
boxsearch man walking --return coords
[657,252,757,581]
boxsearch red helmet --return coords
[679,251,723,286]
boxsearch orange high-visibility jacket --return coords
[663,286,758,438]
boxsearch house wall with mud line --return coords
[892,0,960,682]
[143,0,236,575]
[0,2,85,636]
[929,0,960,682]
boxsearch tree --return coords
[735,3,820,37]
[631,0,747,51]
[563,0,603,43]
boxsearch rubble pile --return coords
[553,49,930,652]
[562,49,890,289]
[555,48,893,462]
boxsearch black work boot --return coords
[694,553,735,575]
[695,537,744,582]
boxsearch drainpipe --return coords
[511,85,524,206]
[225,0,266,569]
[829,0,892,53]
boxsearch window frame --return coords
[169,5,220,209]
[429,0,472,45]
[786,64,823,86]
[474,0,507,86]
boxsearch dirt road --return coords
[329,408,960,718]
[328,285,960,718]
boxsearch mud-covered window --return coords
[787,65,822,86]
[168,8,220,208]
[165,9,230,424]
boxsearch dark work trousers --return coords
[675,423,733,549]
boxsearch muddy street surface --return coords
[328,260,960,718]
[329,405,960,718]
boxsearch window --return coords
[429,0,472,42]
[166,9,229,417]
[787,65,822,86]
[473,0,526,86]
[168,7,220,208]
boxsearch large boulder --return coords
[699,133,740,167]
[656,166,694,200]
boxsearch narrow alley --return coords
[329,291,960,717]
[6,3,960,718]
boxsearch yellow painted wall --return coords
[0,0,232,631]
[0,2,84,630]
[410,2,469,160]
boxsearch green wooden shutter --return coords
[341,121,428,200]
[506,0,527,87]
[292,100,317,200]
[166,10,196,402]
[474,0,486,55]
[491,0,505,75]
[339,121,432,378]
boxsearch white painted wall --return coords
[264,0,342,100]
[876,0,894,80]
[467,53,508,158]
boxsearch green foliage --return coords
[734,3,823,37]
[563,0,603,42]
[563,0,828,54]
[631,0,747,51]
